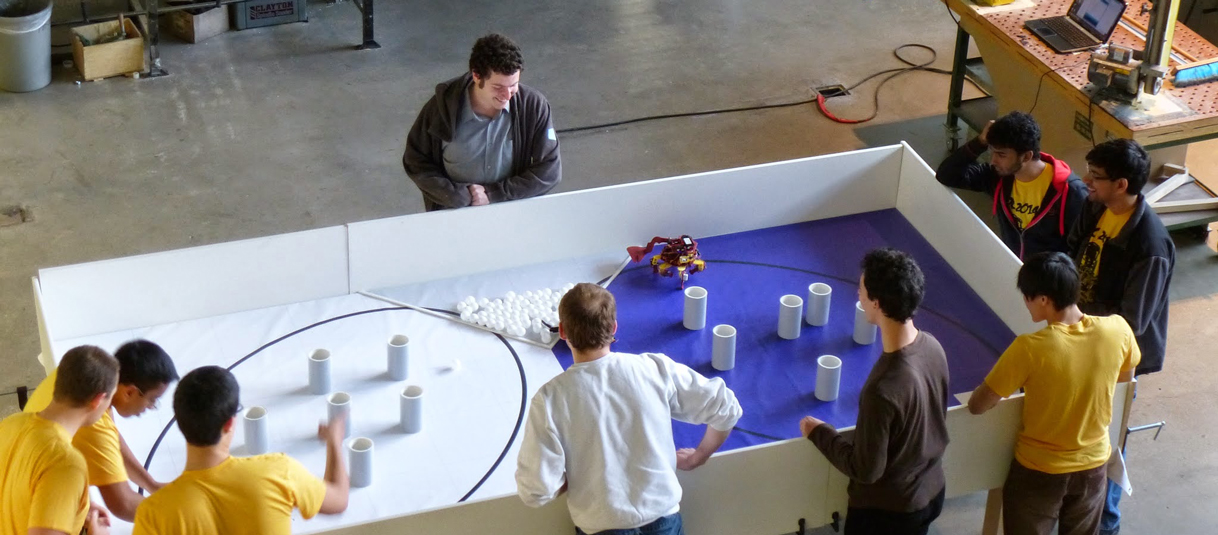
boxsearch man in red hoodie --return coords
[936,112,1088,260]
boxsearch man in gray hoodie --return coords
[403,34,562,211]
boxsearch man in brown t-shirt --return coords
[799,248,950,535]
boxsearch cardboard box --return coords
[232,0,307,30]
[1207,222,1218,253]
[167,7,229,44]
[71,19,144,81]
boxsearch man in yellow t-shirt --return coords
[935,111,1088,259]
[1076,208,1132,304]
[2,345,120,535]
[133,366,349,534]
[969,252,1139,535]
[1008,163,1054,231]
[24,340,180,522]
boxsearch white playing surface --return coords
[55,254,627,534]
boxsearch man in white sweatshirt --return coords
[516,283,743,534]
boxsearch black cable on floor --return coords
[556,43,982,134]
[556,98,818,134]
[817,44,957,124]
[1028,57,1091,115]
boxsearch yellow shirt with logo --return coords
[985,315,1140,474]
[1008,164,1054,231]
[25,367,129,486]
[1077,208,1133,304]
[133,454,327,535]
[0,413,91,535]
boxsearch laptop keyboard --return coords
[1044,17,1097,48]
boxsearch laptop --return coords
[1025,0,1127,54]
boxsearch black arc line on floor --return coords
[141,305,527,505]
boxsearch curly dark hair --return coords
[861,248,925,323]
[1086,138,1150,195]
[1017,252,1079,310]
[987,111,1041,156]
[469,34,523,80]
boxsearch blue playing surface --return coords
[551,209,1015,451]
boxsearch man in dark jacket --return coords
[936,112,1088,259]
[403,34,561,211]
[1068,138,1174,535]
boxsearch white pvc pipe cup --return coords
[806,283,832,327]
[348,437,374,488]
[683,286,708,330]
[308,349,331,395]
[816,355,843,402]
[712,324,737,371]
[243,406,270,455]
[853,301,878,345]
[327,392,351,439]
[400,385,424,434]
[778,294,804,340]
[388,335,410,381]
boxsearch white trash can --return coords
[0,0,52,92]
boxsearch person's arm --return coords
[117,434,161,493]
[968,382,1003,415]
[676,427,731,471]
[805,395,894,485]
[1118,321,1142,383]
[94,483,141,523]
[516,394,567,507]
[29,502,111,535]
[403,98,472,209]
[934,120,999,192]
[1061,178,1088,241]
[1116,256,1172,336]
[483,96,562,203]
[969,339,1030,416]
[317,417,349,515]
[28,460,97,535]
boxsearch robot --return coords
[627,235,705,289]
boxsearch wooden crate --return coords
[167,7,229,44]
[1208,222,1218,253]
[71,19,144,82]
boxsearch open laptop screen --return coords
[1069,0,1126,40]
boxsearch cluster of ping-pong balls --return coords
[456,283,577,342]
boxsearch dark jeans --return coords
[576,513,684,535]
[1003,460,1107,535]
[844,486,946,535]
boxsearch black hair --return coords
[54,345,120,407]
[987,111,1041,156]
[1017,252,1080,310]
[173,366,240,447]
[861,248,925,323]
[1086,139,1151,195]
[469,33,523,80]
[115,339,179,392]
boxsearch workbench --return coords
[944,0,1218,230]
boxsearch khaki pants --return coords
[1003,460,1107,535]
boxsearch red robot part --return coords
[627,235,706,289]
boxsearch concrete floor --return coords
[1,0,1216,532]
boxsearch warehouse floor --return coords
[2,0,1216,532]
